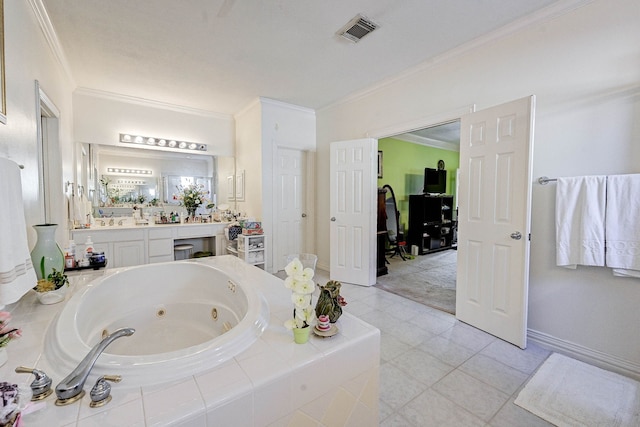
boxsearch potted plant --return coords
[283,257,316,343]
[33,268,69,305]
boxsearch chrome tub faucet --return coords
[54,327,135,406]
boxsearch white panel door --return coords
[330,139,377,286]
[456,96,535,349]
[274,148,306,271]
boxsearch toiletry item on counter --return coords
[78,236,93,267]
[64,239,77,268]
[89,252,105,266]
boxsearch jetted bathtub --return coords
[45,260,269,387]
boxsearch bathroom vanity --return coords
[70,222,230,268]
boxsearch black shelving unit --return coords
[408,194,456,255]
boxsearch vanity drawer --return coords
[149,227,173,239]
[92,229,145,243]
[177,225,215,238]
[148,238,173,257]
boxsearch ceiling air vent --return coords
[337,14,378,43]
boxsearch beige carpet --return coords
[375,250,457,314]
[515,353,640,426]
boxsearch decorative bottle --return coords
[30,224,64,280]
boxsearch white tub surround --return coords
[70,222,231,267]
[3,256,380,426]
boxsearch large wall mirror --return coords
[75,143,235,220]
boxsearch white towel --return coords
[605,174,640,277]
[555,176,606,268]
[0,158,37,305]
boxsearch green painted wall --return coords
[377,137,459,232]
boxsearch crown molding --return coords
[74,87,233,120]
[27,0,76,87]
[234,97,261,119]
[320,0,595,112]
[391,133,460,152]
[259,97,316,115]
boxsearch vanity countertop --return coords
[72,220,232,232]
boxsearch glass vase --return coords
[30,224,64,280]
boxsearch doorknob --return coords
[330,217,336,222]
[302,213,307,218]
[510,231,522,240]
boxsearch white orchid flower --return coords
[284,276,297,290]
[293,279,315,295]
[285,258,303,277]
[302,307,316,325]
[291,293,311,309]
[284,319,296,330]
[300,267,314,281]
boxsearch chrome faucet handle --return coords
[15,366,53,401]
[89,375,122,408]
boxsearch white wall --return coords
[0,1,75,247]
[234,99,263,218]
[73,90,235,157]
[235,97,316,272]
[316,0,640,373]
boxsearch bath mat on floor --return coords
[515,353,640,426]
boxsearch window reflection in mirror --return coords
[83,144,234,215]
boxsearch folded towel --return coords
[605,174,640,277]
[555,176,607,268]
[0,158,37,305]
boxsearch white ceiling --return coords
[40,0,559,115]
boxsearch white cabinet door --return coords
[113,241,146,268]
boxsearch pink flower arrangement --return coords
[0,312,21,348]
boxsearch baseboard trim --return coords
[528,329,640,381]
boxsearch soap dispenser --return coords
[82,236,94,266]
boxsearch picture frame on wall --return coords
[0,0,6,125]
[377,151,383,178]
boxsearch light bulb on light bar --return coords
[107,167,153,175]
[119,133,206,152]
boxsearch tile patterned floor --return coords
[308,264,555,426]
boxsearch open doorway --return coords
[375,120,460,314]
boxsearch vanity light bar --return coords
[119,133,207,152]
[107,167,152,175]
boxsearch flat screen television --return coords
[424,168,446,194]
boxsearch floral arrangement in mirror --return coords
[283,257,316,343]
[174,184,210,218]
